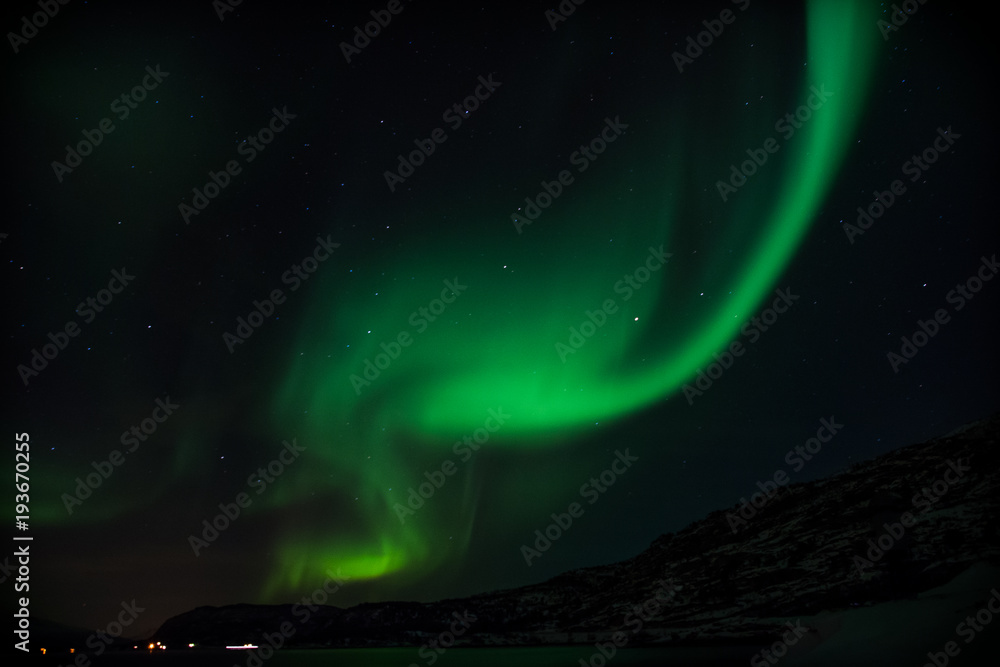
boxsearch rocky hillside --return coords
[154,413,1000,648]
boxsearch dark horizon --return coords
[21,408,1000,643]
[29,409,1000,667]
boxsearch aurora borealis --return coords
[4,0,997,642]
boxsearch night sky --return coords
[3,0,997,638]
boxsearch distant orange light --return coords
[69,648,75,654]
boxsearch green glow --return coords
[256,0,879,599]
[35,0,879,604]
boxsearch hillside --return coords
[153,413,1000,649]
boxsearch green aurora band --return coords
[256,0,879,598]
[35,0,880,603]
